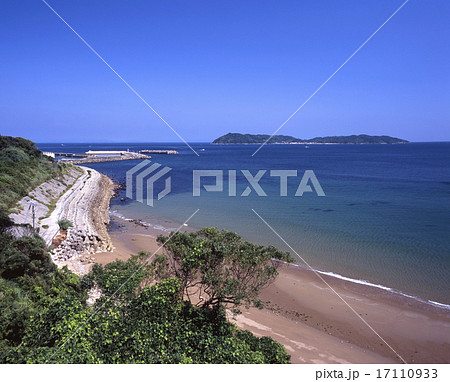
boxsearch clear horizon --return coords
[1,0,449,143]
[33,138,450,144]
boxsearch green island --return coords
[212,133,409,144]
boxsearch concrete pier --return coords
[59,152,150,164]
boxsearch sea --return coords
[37,142,450,308]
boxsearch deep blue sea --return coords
[37,142,450,307]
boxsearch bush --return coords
[0,147,30,163]
[57,219,73,230]
[0,135,66,211]
[0,136,42,158]
[0,228,87,352]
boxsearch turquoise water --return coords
[38,142,450,306]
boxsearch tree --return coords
[153,228,293,312]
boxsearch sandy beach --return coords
[94,215,450,364]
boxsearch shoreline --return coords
[95,213,450,364]
[109,208,450,312]
[281,261,450,313]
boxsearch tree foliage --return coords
[3,277,290,364]
[0,227,87,352]
[153,228,293,312]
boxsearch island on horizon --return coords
[212,133,409,145]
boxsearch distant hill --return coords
[306,134,409,144]
[213,133,302,144]
[212,133,409,145]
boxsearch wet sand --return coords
[95,216,450,364]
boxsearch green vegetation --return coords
[213,132,409,144]
[0,211,86,350]
[0,135,69,211]
[213,133,302,144]
[0,218,291,363]
[57,219,73,231]
[307,134,409,144]
[152,228,293,313]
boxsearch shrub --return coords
[57,220,73,231]
[0,147,29,163]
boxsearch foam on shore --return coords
[285,261,450,312]
[108,209,450,313]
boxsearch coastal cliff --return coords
[51,167,114,269]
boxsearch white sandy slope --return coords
[10,166,113,274]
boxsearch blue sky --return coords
[0,0,449,143]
